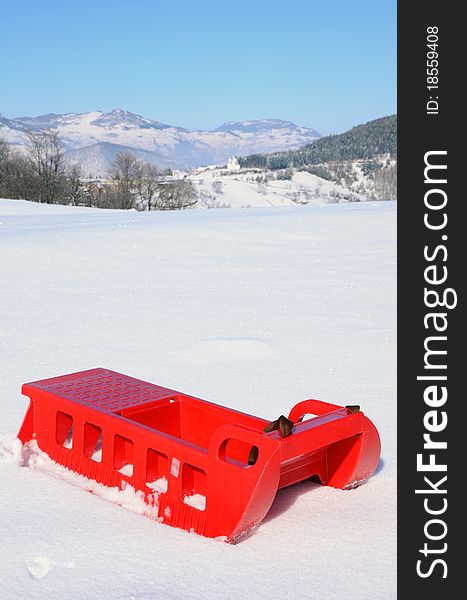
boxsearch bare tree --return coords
[0,137,36,200]
[0,137,12,195]
[138,163,160,210]
[111,152,141,209]
[155,179,196,210]
[65,165,87,206]
[26,129,66,203]
[0,136,11,163]
[9,154,36,200]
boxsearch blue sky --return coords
[0,0,396,135]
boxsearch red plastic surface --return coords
[18,368,381,542]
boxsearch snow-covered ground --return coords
[193,168,365,208]
[0,198,396,599]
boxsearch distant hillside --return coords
[238,115,397,170]
[237,116,397,201]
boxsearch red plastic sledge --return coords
[18,368,381,542]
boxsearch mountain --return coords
[0,114,25,133]
[14,109,177,132]
[0,109,321,175]
[215,119,319,136]
[64,142,180,179]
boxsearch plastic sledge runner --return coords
[18,368,381,542]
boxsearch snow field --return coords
[192,168,365,208]
[0,198,396,599]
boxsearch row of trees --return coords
[108,152,196,211]
[0,131,74,204]
[0,132,196,210]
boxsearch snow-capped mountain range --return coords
[0,109,320,175]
